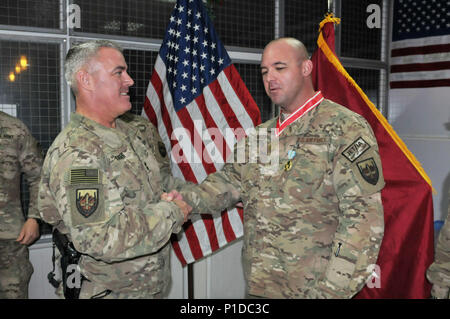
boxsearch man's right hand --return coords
[162,191,192,222]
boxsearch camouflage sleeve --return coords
[426,193,450,299]
[18,124,43,220]
[39,148,184,263]
[310,119,385,299]
[179,138,243,215]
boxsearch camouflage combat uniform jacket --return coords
[0,111,42,240]
[38,112,185,297]
[426,190,450,299]
[181,98,385,298]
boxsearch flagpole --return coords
[188,264,194,298]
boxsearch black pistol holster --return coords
[47,228,85,299]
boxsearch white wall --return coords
[193,239,246,299]
[389,87,450,222]
[28,236,58,299]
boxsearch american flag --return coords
[390,0,450,88]
[142,0,261,265]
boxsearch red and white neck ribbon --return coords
[276,91,324,136]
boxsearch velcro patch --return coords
[70,169,99,184]
[68,168,105,226]
[342,137,370,162]
[356,158,379,185]
[297,137,327,144]
[76,188,99,218]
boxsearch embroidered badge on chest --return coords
[75,188,99,217]
[357,158,379,185]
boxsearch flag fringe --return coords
[317,16,434,191]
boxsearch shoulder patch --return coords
[76,188,99,217]
[356,158,379,185]
[68,168,105,226]
[342,137,370,162]
[70,168,99,184]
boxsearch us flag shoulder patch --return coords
[70,169,99,184]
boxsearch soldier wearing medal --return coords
[164,37,385,298]
[38,40,191,299]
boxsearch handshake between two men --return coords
[161,190,192,223]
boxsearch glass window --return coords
[0,39,61,231]
[341,0,383,60]
[71,0,174,39]
[0,0,61,30]
[0,40,61,151]
[123,49,159,116]
[346,67,381,110]
[284,0,329,55]
[208,0,274,49]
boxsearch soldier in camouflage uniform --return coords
[165,37,385,298]
[427,189,450,299]
[38,40,191,299]
[0,111,43,298]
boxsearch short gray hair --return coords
[65,40,123,95]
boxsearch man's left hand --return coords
[16,218,40,245]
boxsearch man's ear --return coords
[76,69,93,91]
[302,59,313,77]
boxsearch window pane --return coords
[0,0,60,29]
[208,0,274,49]
[285,0,329,55]
[341,0,382,60]
[0,40,61,233]
[346,67,380,109]
[71,0,173,39]
[0,40,61,152]
[123,49,159,116]
[234,63,272,123]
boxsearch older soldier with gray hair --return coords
[38,40,191,299]
[164,37,385,298]
[0,111,43,298]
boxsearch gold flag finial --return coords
[319,13,341,32]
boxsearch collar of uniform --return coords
[276,91,324,137]
[70,113,138,148]
[276,97,326,137]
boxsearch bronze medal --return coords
[284,160,292,171]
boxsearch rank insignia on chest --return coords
[357,158,379,185]
[76,188,99,218]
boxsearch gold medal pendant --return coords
[284,160,292,171]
